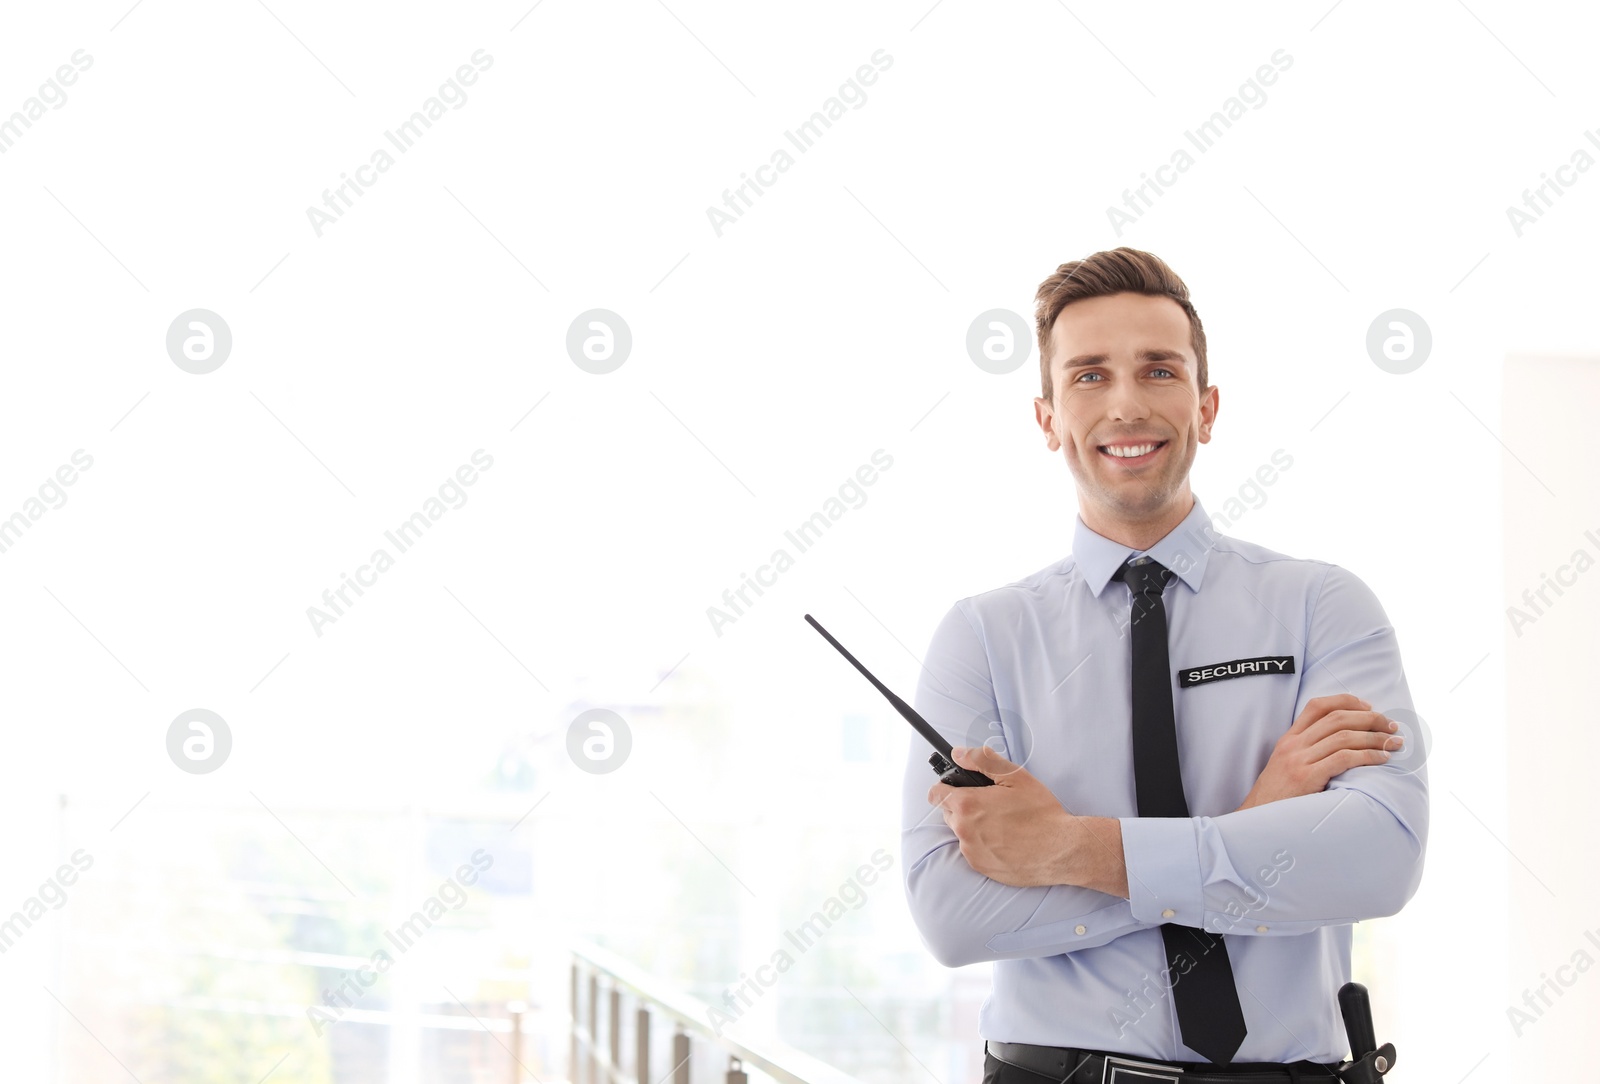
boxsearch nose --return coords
[1104,376,1152,423]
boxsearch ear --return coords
[1034,396,1061,452]
[1197,383,1219,444]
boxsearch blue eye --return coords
[1075,368,1176,383]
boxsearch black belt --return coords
[985,1040,1346,1083]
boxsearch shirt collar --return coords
[1070,495,1217,598]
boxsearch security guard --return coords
[900,248,1428,1082]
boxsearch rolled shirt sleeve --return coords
[1118,563,1430,935]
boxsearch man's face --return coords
[1032,292,1217,527]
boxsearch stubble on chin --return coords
[1072,446,1180,518]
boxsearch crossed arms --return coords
[901,564,1430,968]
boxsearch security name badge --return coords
[1178,654,1296,688]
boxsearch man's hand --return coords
[928,744,1123,892]
[1236,694,1402,811]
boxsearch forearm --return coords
[903,832,1153,966]
[1052,816,1129,900]
[901,603,1161,964]
[1118,775,1428,935]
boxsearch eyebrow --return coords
[1061,348,1189,370]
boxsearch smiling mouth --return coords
[1097,440,1167,465]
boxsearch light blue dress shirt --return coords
[900,494,1429,1063]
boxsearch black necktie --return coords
[1114,556,1248,1065]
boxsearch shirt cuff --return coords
[985,896,1146,955]
[1118,816,1206,927]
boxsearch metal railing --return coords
[570,940,865,1084]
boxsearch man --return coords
[900,247,1428,1082]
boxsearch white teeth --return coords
[1103,442,1159,458]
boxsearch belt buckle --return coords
[1101,1054,1184,1084]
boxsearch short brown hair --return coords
[1034,247,1208,403]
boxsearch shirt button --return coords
[1256,925,1269,932]
[1075,924,1087,935]
[1161,908,1175,918]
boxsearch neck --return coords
[1080,490,1194,551]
